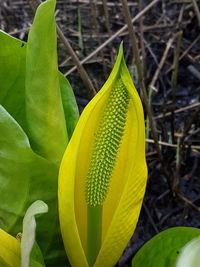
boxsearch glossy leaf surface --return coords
[25,0,68,163]
[0,0,78,265]
[0,30,79,139]
[132,227,200,267]
[0,105,57,252]
[0,31,26,129]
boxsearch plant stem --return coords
[87,205,102,266]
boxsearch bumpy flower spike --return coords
[58,43,147,267]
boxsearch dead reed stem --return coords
[171,31,183,143]
[56,25,97,98]
[64,0,160,76]
[149,37,175,91]
[120,0,166,175]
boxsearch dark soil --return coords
[1,0,200,266]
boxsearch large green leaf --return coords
[132,227,200,267]
[59,73,79,139]
[0,105,69,266]
[0,0,78,265]
[0,105,56,248]
[0,30,79,140]
[25,0,68,163]
[0,31,26,130]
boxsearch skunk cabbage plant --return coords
[58,44,147,267]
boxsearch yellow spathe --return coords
[58,44,147,267]
[0,228,20,267]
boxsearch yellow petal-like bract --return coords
[0,228,20,267]
[58,44,147,267]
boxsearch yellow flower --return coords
[58,44,147,267]
[0,228,20,267]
